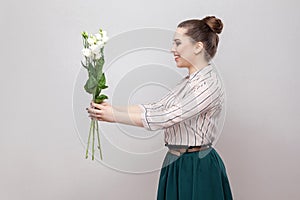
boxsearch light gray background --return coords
[1,0,299,199]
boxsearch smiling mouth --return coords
[174,55,180,60]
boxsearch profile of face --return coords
[171,27,204,71]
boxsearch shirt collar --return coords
[186,63,213,81]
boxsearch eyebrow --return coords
[173,39,181,41]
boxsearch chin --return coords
[175,61,183,67]
[176,64,185,68]
[176,62,188,68]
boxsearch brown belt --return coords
[166,143,212,157]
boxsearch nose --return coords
[170,44,176,54]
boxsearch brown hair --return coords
[177,16,223,61]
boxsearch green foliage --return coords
[82,48,108,102]
[95,57,104,80]
[98,73,108,89]
[88,62,96,77]
[95,94,108,103]
[81,31,88,39]
[84,75,97,94]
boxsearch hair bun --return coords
[202,16,223,34]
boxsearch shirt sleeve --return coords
[140,79,223,131]
[138,90,173,130]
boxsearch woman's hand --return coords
[86,101,144,128]
[86,101,116,123]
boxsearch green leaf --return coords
[84,75,97,94]
[95,57,104,80]
[88,62,96,77]
[95,94,108,103]
[98,73,108,89]
[95,87,101,98]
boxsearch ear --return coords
[194,42,204,55]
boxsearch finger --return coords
[90,101,99,109]
[91,101,98,109]
[87,107,94,113]
[89,114,98,120]
[87,108,101,116]
[92,102,105,110]
[101,101,109,106]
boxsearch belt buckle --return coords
[168,149,183,157]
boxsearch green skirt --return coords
[157,147,233,200]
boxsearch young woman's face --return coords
[171,27,197,69]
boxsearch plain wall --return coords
[1,0,299,199]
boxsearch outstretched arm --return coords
[87,101,144,127]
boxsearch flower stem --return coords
[85,119,93,159]
[95,120,103,160]
[92,119,95,160]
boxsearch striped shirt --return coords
[139,64,225,147]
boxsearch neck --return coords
[188,61,209,75]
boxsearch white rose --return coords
[82,48,92,57]
[102,31,109,43]
[87,37,96,45]
[90,44,101,54]
[95,53,102,59]
[95,33,102,41]
[95,31,109,44]
[96,40,104,48]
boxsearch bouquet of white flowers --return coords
[81,29,109,160]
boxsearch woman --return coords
[87,16,233,200]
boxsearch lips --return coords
[174,55,180,61]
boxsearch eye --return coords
[173,41,181,46]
